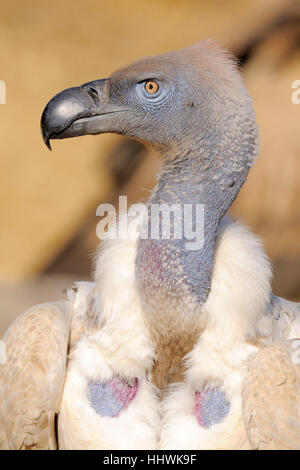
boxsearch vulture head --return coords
[41,40,256,157]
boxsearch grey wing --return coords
[242,344,300,450]
[0,301,71,450]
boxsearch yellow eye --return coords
[144,80,159,94]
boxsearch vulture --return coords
[1,40,300,450]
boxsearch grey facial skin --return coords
[41,42,258,372]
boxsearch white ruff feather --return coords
[160,217,272,449]
[59,223,160,450]
[59,216,272,449]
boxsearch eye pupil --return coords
[145,80,159,94]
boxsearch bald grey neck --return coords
[136,102,258,326]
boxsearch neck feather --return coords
[135,103,258,390]
[136,105,257,304]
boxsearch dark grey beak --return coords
[41,79,125,150]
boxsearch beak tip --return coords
[41,127,52,150]
[41,114,52,150]
[45,138,52,151]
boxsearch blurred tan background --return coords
[1,0,300,336]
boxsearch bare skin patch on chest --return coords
[88,377,138,417]
[195,388,230,428]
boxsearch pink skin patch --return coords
[195,391,206,427]
[109,377,139,414]
[142,241,165,283]
[88,377,139,417]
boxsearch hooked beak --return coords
[41,79,127,150]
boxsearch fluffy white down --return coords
[59,216,272,449]
[160,217,272,449]
[59,228,160,449]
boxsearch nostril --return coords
[85,86,99,104]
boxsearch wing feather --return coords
[242,344,300,450]
[0,301,71,449]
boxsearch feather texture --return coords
[1,218,300,449]
[0,301,71,449]
[242,345,300,450]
